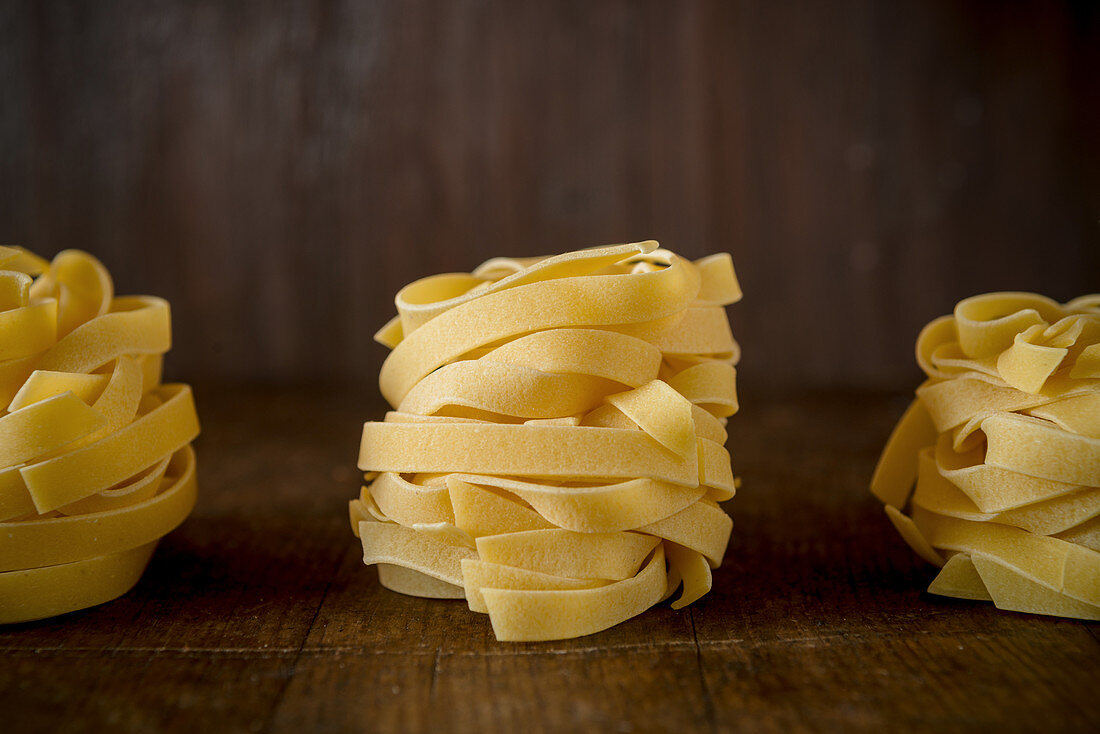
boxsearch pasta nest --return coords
[873,292,1100,620]
[0,247,199,624]
[352,241,743,641]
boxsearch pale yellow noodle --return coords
[354,242,742,640]
[0,247,200,624]
[872,290,1100,620]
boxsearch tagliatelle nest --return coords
[873,292,1100,620]
[351,241,742,641]
[0,247,199,624]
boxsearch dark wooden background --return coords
[2,0,1098,390]
[3,5,1100,731]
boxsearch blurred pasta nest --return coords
[0,247,200,624]
[352,241,742,641]
[873,292,1100,620]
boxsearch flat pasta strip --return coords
[353,242,742,640]
[377,564,466,599]
[0,392,105,469]
[0,542,160,625]
[873,290,1100,620]
[664,542,713,610]
[912,448,1100,535]
[481,545,669,642]
[927,553,991,601]
[970,554,1100,621]
[474,529,658,581]
[0,250,200,624]
[359,520,475,587]
[450,473,706,534]
[460,559,610,613]
[378,243,701,406]
[933,433,1083,513]
[398,360,621,419]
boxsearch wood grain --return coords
[2,386,1097,733]
[1,0,1097,390]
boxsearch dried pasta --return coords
[872,292,1100,620]
[0,247,199,624]
[352,242,742,641]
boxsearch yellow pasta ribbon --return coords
[353,242,742,640]
[0,248,200,624]
[873,290,1100,620]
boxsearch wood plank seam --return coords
[689,608,719,734]
[0,647,301,657]
[429,648,442,701]
[259,561,339,733]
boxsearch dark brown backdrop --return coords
[2,0,1098,390]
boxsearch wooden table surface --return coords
[3,386,1097,733]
